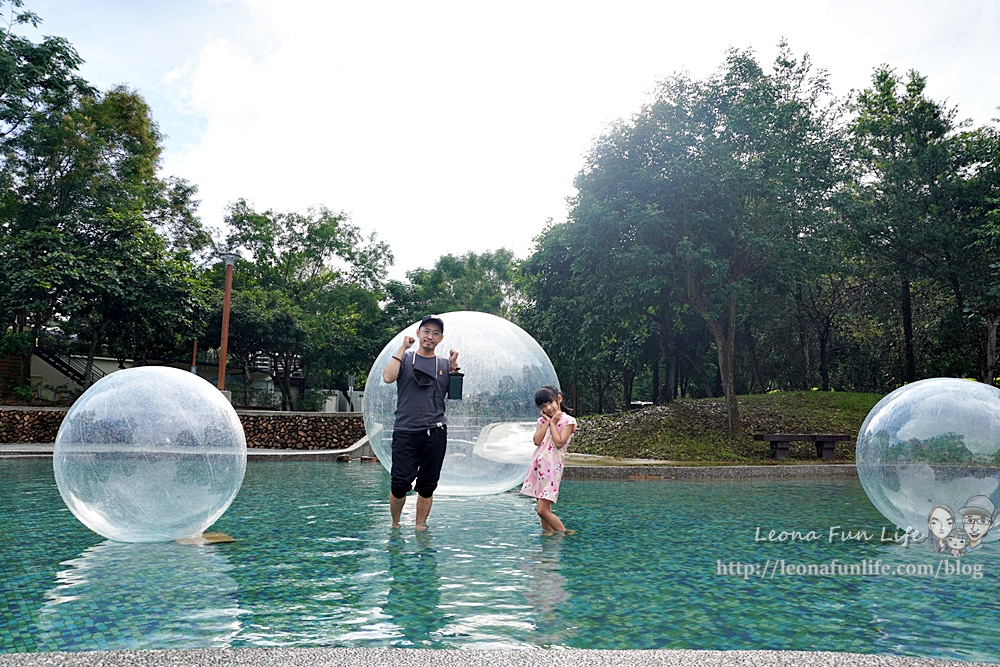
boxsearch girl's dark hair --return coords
[535,385,572,414]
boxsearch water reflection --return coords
[385,530,445,646]
[8,461,999,659]
[36,540,242,651]
[522,535,571,645]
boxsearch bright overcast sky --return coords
[25,0,1000,278]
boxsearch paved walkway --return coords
[0,648,991,667]
[0,444,358,460]
[1,443,858,480]
[0,444,675,463]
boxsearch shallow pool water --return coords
[2,460,999,661]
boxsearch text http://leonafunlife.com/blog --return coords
[715,558,983,580]
[715,525,989,580]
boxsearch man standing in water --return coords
[382,315,459,529]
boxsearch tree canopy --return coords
[5,0,1000,423]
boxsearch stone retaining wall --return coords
[0,406,365,450]
[0,407,65,443]
[239,412,366,450]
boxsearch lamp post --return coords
[217,252,240,392]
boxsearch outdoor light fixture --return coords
[217,252,241,392]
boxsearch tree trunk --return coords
[84,328,101,388]
[659,294,676,402]
[667,339,678,401]
[242,361,253,406]
[795,286,812,390]
[272,354,294,411]
[20,349,32,385]
[22,322,38,384]
[986,315,999,386]
[682,351,714,399]
[284,375,294,411]
[742,320,765,393]
[901,273,916,383]
[652,356,660,404]
[622,365,635,407]
[705,300,743,439]
[818,330,831,391]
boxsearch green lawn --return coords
[572,391,883,464]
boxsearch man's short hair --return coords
[419,315,444,333]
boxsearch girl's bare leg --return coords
[537,499,566,533]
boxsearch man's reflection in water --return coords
[385,530,446,647]
[522,535,572,645]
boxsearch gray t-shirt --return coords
[393,350,449,431]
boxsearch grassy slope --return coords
[572,391,883,464]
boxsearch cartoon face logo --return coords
[928,505,954,541]
[946,528,968,555]
[959,495,998,550]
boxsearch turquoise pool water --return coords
[2,460,999,661]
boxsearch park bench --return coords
[753,433,854,460]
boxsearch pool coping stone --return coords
[0,443,857,478]
[0,648,992,667]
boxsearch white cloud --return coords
[31,0,1000,277]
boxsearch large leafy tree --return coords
[556,45,839,435]
[0,2,211,384]
[0,0,91,147]
[0,83,209,382]
[842,68,959,383]
[962,125,1000,383]
[214,200,392,406]
[385,249,521,327]
[841,68,1000,385]
[519,221,594,412]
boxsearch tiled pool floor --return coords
[2,460,999,663]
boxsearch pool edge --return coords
[0,647,990,667]
[1,444,858,479]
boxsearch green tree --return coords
[0,0,91,147]
[842,68,959,383]
[520,221,594,412]
[389,249,521,323]
[561,45,839,435]
[216,200,392,406]
[0,82,209,382]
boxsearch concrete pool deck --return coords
[0,647,994,667]
[0,443,860,479]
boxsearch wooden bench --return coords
[753,433,854,460]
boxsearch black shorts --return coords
[390,425,447,499]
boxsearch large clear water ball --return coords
[364,311,560,496]
[53,366,247,543]
[857,377,1000,543]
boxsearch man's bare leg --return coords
[415,494,433,530]
[389,493,406,528]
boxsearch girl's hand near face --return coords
[548,407,572,448]
[533,414,550,445]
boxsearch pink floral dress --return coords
[520,414,576,502]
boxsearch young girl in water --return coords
[521,385,577,535]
